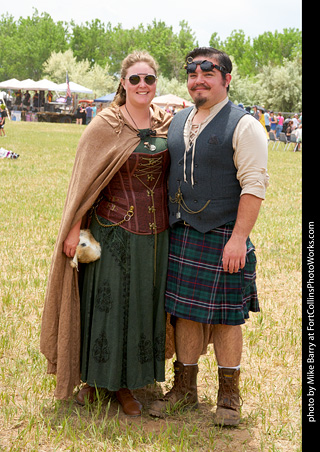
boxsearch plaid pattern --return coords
[165,223,259,325]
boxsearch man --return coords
[292,113,300,130]
[85,104,93,125]
[149,47,269,426]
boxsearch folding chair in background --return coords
[278,132,288,151]
[268,131,277,150]
[288,133,300,152]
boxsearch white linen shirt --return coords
[183,97,269,199]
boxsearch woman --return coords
[276,112,284,139]
[269,111,277,137]
[40,51,173,415]
[75,104,82,124]
[285,120,294,141]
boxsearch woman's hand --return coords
[63,220,81,258]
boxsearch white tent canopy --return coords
[0,78,83,92]
[19,79,39,90]
[56,81,93,94]
[152,93,193,108]
[32,79,60,91]
[0,78,23,90]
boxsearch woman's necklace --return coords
[125,104,157,150]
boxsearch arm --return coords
[222,194,262,273]
[63,219,81,258]
[224,114,269,273]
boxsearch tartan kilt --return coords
[165,223,260,326]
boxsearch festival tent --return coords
[0,78,23,90]
[19,79,40,90]
[33,79,60,91]
[94,92,116,102]
[152,94,193,108]
[0,78,60,91]
[56,81,93,94]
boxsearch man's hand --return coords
[222,194,262,274]
[222,235,247,273]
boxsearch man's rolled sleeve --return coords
[233,114,269,199]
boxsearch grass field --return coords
[0,121,302,451]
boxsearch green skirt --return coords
[79,213,169,391]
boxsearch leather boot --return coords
[213,368,242,426]
[116,388,142,417]
[149,361,198,418]
[75,384,97,405]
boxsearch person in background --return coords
[0,105,6,136]
[40,51,172,417]
[85,103,93,125]
[23,91,30,109]
[15,90,22,107]
[33,91,39,110]
[257,108,268,136]
[92,103,97,118]
[276,112,284,139]
[292,113,300,130]
[269,111,277,137]
[285,120,294,140]
[264,110,270,136]
[293,124,302,151]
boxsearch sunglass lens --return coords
[200,61,214,71]
[186,63,196,73]
[144,75,156,85]
[129,75,140,85]
[186,60,215,73]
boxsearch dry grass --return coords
[0,121,302,451]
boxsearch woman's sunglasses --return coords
[125,74,157,86]
[185,59,227,74]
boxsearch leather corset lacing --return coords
[94,151,169,284]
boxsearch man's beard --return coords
[191,85,210,108]
[194,96,208,108]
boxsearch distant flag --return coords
[66,71,71,98]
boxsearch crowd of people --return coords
[12,89,54,110]
[248,105,302,150]
[164,103,302,152]
[0,88,109,131]
[75,102,104,125]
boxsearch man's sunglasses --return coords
[125,74,157,86]
[185,59,227,74]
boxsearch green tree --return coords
[4,9,68,80]
[252,28,302,71]
[0,14,18,80]
[255,55,302,112]
[70,19,110,67]
[209,28,302,78]
[220,30,255,77]
[43,49,117,98]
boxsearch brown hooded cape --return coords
[40,103,174,400]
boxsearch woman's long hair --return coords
[112,51,159,107]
